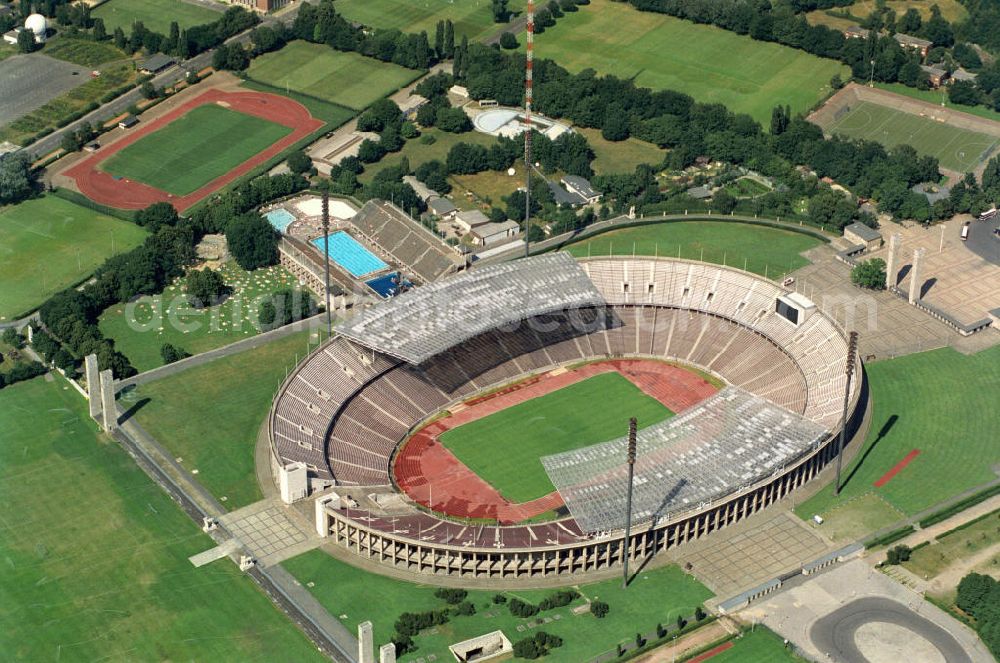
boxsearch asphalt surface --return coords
[810,597,972,663]
[0,54,90,126]
[965,215,1000,267]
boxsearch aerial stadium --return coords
[267,252,865,582]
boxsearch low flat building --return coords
[398,94,428,119]
[2,28,19,45]
[548,180,587,207]
[470,220,520,247]
[428,197,458,221]
[118,115,139,129]
[140,53,175,75]
[951,68,978,83]
[843,222,883,251]
[225,0,290,12]
[686,186,713,200]
[455,209,490,232]
[402,175,437,203]
[895,33,932,58]
[561,175,601,204]
[843,25,871,40]
[921,65,949,87]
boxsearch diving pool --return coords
[264,208,296,233]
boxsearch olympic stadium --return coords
[267,252,864,581]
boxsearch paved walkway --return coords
[220,498,325,567]
[633,620,731,663]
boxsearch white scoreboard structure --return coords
[775,292,816,327]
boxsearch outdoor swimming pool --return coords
[264,208,296,233]
[312,231,388,278]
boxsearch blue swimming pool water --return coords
[366,272,411,298]
[265,208,296,234]
[312,231,388,278]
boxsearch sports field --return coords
[534,0,849,123]
[564,220,822,279]
[284,549,712,662]
[439,372,672,503]
[0,376,323,662]
[822,100,998,172]
[246,41,422,111]
[128,331,313,508]
[101,105,292,196]
[93,0,221,34]
[0,196,146,321]
[332,0,525,42]
[99,262,304,371]
[710,628,805,662]
[797,346,1000,532]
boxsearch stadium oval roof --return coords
[337,252,606,364]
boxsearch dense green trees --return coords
[257,288,317,330]
[160,343,190,364]
[226,214,279,271]
[0,153,36,205]
[185,268,228,308]
[851,258,887,289]
[956,573,1000,659]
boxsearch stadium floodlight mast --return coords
[322,188,333,338]
[523,0,534,258]
[622,416,638,589]
[834,331,860,495]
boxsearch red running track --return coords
[64,89,324,211]
[874,449,921,487]
[393,360,719,524]
[686,641,734,662]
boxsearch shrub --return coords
[2,328,25,349]
[286,149,312,175]
[492,593,507,604]
[590,601,609,618]
[509,598,539,618]
[695,606,707,621]
[886,544,913,565]
[499,32,518,49]
[454,601,476,616]
[538,589,578,611]
[160,343,190,364]
[434,588,468,605]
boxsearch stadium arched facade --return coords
[268,254,865,581]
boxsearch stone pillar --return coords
[885,233,902,289]
[99,369,117,432]
[85,354,101,420]
[25,324,33,343]
[358,621,374,663]
[908,247,925,304]
[379,643,396,663]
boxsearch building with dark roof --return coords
[895,33,932,58]
[140,53,175,74]
[843,222,882,251]
[118,115,139,129]
[561,175,601,204]
[547,180,587,207]
[427,197,458,221]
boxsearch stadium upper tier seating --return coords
[270,258,852,487]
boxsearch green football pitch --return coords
[247,41,422,111]
[534,0,849,123]
[0,377,323,662]
[101,105,292,196]
[93,0,221,34]
[798,346,1000,528]
[285,549,712,662]
[711,628,805,662]
[439,372,673,503]
[564,220,822,279]
[332,0,525,42]
[0,195,146,320]
[823,100,999,172]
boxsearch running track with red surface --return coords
[393,360,719,524]
[65,89,324,211]
[686,641,734,662]
[874,449,921,487]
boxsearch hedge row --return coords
[918,484,1000,529]
[864,525,915,549]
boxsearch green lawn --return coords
[564,220,821,279]
[903,511,1000,580]
[43,36,129,67]
[724,177,771,198]
[126,331,314,508]
[332,0,525,42]
[818,99,998,172]
[101,105,292,196]
[0,195,147,321]
[711,628,805,662]
[284,550,712,663]
[534,0,849,123]
[361,128,498,186]
[875,83,1000,125]
[0,377,323,662]
[94,0,221,34]
[797,346,1000,524]
[439,372,672,503]
[578,127,668,175]
[99,261,305,372]
[246,41,422,111]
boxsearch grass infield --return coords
[0,196,147,320]
[710,628,805,662]
[534,0,849,123]
[564,220,821,279]
[439,372,673,503]
[0,377,323,661]
[822,99,998,172]
[93,0,221,34]
[128,331,313,508]
[798,346,1000,523]
[246,41,422,111]
[284,549,712,662]
[101,104,292,196]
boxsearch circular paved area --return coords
[965,216,1000,266]
[810,597,971,663]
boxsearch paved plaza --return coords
[743,559,994,663]
[0,54,89,126]
[219,498,323,567]
[666,508,832,598]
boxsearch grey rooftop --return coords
[337,252,605,364]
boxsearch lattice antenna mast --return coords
[524,0,534,258]
[834,331,859,495]
[322,189,332,338]
[622,417,637,589]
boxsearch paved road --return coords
[25,5,302,160]
[810,597,971,663]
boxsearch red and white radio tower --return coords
[524,0,534,257]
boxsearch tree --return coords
[492,0,509,23]
[957,573,996,617]
[499,31,518,49]
[885,544,912,565]
[136,202,179,233]
[186,268,227,308]
[0,152,35,204]
[160,343,190,364]
[898,8,921,34]
[61,132,81,154]
[140,81,160,100]
[226,214,279,270]
[435,107,472,133]
[434,20,445,59]
[444,19,454,58]
[808,190,856,230]
[2,328,24,349]
[601,104,629,141]
[93,17,106,41]
[357,138,386,163]
[712,189,737,214]
[16,27,35,53]
[948,80,980,106]
[851,258,886,289]
[286,149,312,175]
[590,601,609,618]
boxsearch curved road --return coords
[810,597,972,663]
[965,216,1000,267]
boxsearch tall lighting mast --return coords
[524,0,534,258]
[622,417,637,589]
